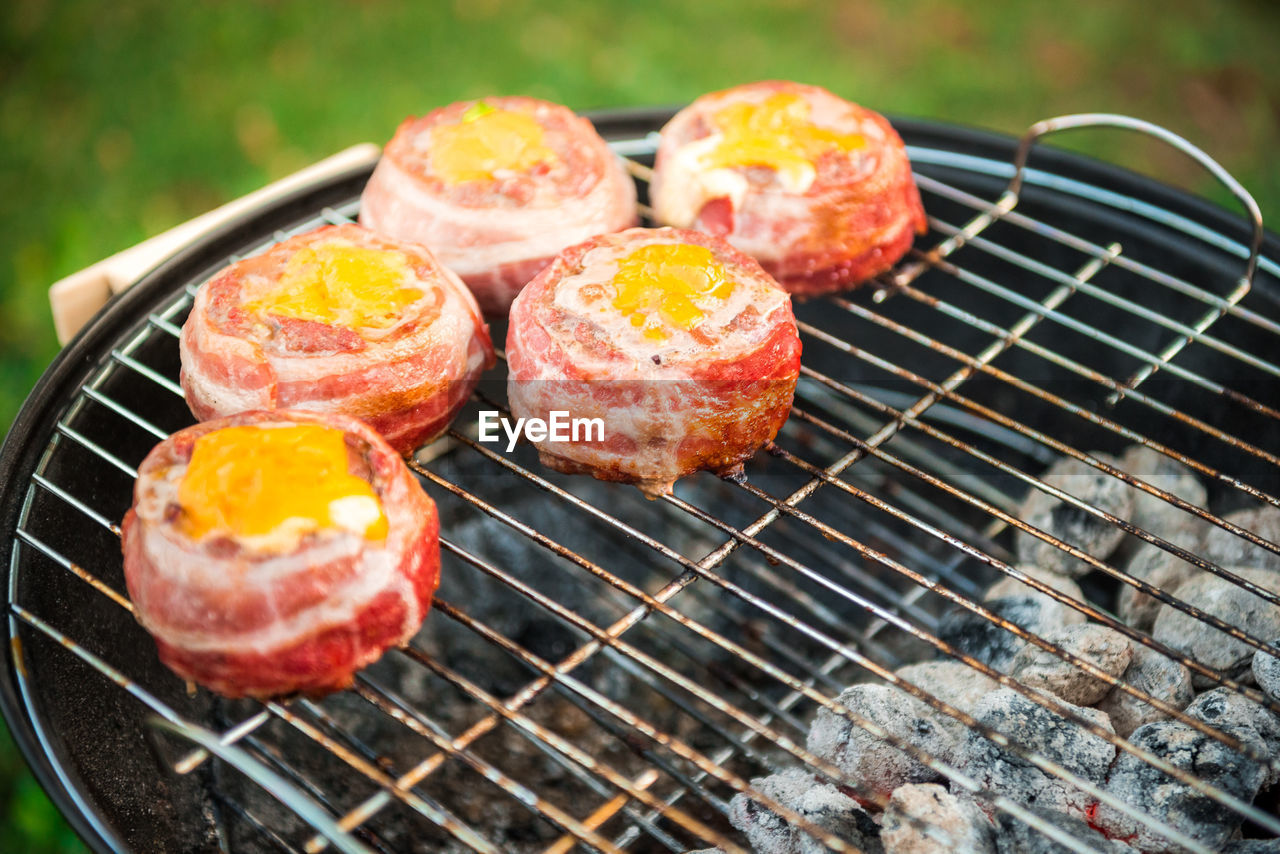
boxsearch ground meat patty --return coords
[650,80,926,296]
[506,226,802,498]
[120,410,440,699]
[179,223,494,456]
[360,96,638,315]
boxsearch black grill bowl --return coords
[2,109,1279,853]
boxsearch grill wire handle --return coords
[147,717,374,854]
[1006,113,1266,400]
[1007,112,1264,282]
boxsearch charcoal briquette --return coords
[1095,643,1194,738]
[993,805,1132,854]
[940,585,1085,675]
[983,565,1087,607]
[1200,506,1280,573]
[1015,454,1134,578]
[1093,719,1267,853]
[1008,623,1132,706]
[727,768,883,854]
[1255,638,1280,703]
[1116,445,1210,554]
[1116,541,1199,632]
[1184,687,1280,787]
[881,782,996,854]
[807,684,956,799]
[894,660,998,722]
[1220,840,1280,853]
[1151,566,1280,688]
[959,688,1115,818]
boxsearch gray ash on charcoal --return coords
[1115,446,1210,555]
[806,684,956,798]
[959,688,1115,818]
[938,566,1085,674]
[1256,639,1280,702]
[1117,540,1199,632]
[1015,453,1134,579]
[1123,547,1208,639]
[1151,565,1280,688]
[693,447,1280,854]
[1222,841,1280,853]
[1083,450,1194,626]
[994,806,1133,854]
[1093,718,1269,853]
[1095,643,1194,738]
[1184,688,1280,787]
[1200,507,1280,573]
[984,566,1088,607]
[728,769,882,854]
[881,783,995,854]
[1007,623,1132,706]
[892,660,997,722]
[1111,451,1211,653]
[937,599,1043,675]
[1119,504,1280,643]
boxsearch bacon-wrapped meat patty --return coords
[650,80,926,296]
[179,223,494,456]
[120,410,440,699]
[507,226,801,498]
[360,96,638,315]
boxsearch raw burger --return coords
[506,226,801,497]
[121,410,440,699]
[360,96,637,314]
[179,223,493,455]
[651,80,926,296]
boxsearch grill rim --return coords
[0,165,377,854]
[4,106,1280,853]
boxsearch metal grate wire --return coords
[8,118,1280,854]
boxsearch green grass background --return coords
[1,1,1278,850]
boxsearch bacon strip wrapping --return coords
[360,96,638,315]
[507,227,802,498]
[120,410,440,699]
[650,80,926,296]
[179,223,494,456]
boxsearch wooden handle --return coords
[49,143,382,345]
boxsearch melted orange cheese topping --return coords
[611,244,735,341]
[243,243,423,330]
[703,92,864,186]
[430,102,557,185]
[177,424,388,544]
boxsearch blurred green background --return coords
[1,0,1277,850]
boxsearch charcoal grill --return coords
[4,107,1280,854]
